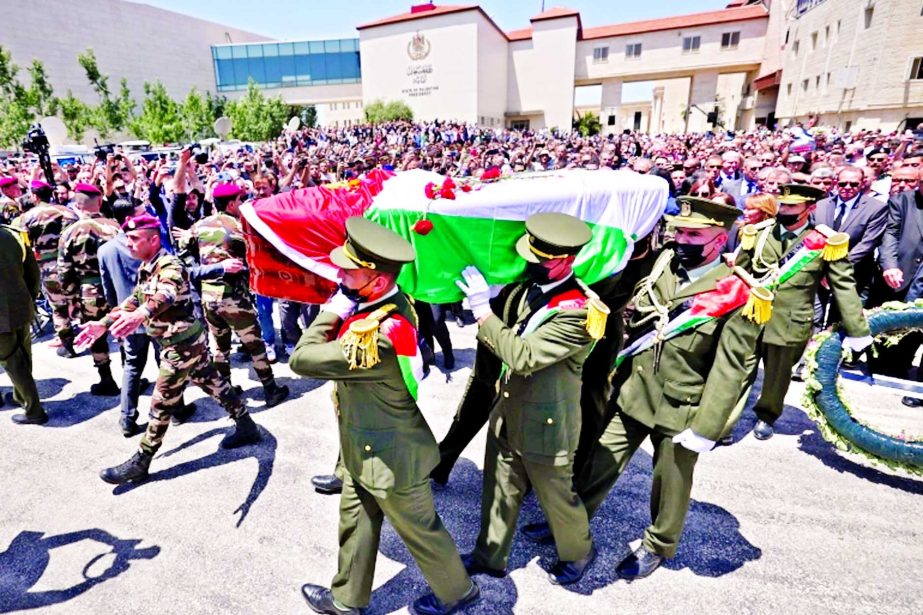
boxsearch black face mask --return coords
[675,237,718,269]
[524,261,552,285]
[338,276,376,303]
[777,212,802,227]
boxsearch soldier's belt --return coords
[160,321,204,347]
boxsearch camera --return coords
[94,142,115,161]
[186,143,210,165]
[21,124,50,155]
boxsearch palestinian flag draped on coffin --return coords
[240,168,667,304]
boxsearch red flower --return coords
[803,230,827,251]
[460,184,472,192]
[481,166,501,181]
[413,219,434,235]
[424,182,437,199]
[440,184,456,200]
[442,177,456,190]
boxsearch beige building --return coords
[774,0,923,131]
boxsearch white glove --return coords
[321,290,357,319]
[842,335,873,354]
[455,266,492,320]
[672,429,715,453]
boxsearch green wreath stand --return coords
[803,300,923,476]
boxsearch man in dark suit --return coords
[876,170,923,389]
[723,157,764,209]
[0,224,46,425]
[813,166,888,324]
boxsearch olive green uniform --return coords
[469,277,596,571]
[0,225,44,419]
[289,291,471,609]
[734,222,870,424]
[579,254,761,558]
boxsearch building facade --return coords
[774,0,923,131]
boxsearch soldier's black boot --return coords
[263,382,290,408]
[301,584,360,614]
[56,337,78,358]
[412,581,480,615]
[91,364,121,396]
[311,474,343,495]
[220,414,262,449]
[100,450,153,485]
[616,545,664,582]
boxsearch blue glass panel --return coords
[263,43,279,58]
[325,40,341,53]
[294,41,310,54]
[231,45,247,59]
[278,42,294,57]
[294,55,312,83]
[246,44,263,58]
[279,53,297,84]
[248,58,266,83]
[309,41,325,54]
[310,54,327,80]
[214,46,232,60]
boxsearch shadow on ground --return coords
[0,528,159,613]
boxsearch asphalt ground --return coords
[1,321,921,614]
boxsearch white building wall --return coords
[475,17,509,127]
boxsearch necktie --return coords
[832,201,846,231]
[526,284,542,306]
[782,231,797,252]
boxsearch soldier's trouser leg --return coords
[218,299,274,385]
[754,342,805,425]
[430,304,453,355]
[332,474,471,609]
[204,303,233,380]
[574,335,617,477]
[41,271,71,342]
[720,349,762,438]
[643,430,699,558]
[120,332,150,421]
[187,338,247,419]
[525,459,593,563]
[0,326,44,418]
[577,412,648,520]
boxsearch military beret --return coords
[667,196,739,231]
[74,182,102,196]
[515,212,592,263]
[121,213,161,232]
[30,180,52,190]
[330,216,415,274]
[777,183,827,204]
[213,183,243,199]
[0,176,17,188]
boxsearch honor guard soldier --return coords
[75,214,263,484]
[735,183,872,440]
[454,213,606,585]
[57,183,121,394]
[0,223,48,424]
[14,181,79,354]
[522,197,764,581]
[180,183,289,407]
[291,217,479,615]
[0,176,23,224]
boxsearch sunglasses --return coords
[838,181,861,187]
[707,164,721,169]
[869,157,887,162]
[893,177,918,183]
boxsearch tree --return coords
[130,81,184,144]
[0,47,35,148]
[300,105,318,128]
[77,48,132,136]
[573,111,601,137]
[364,99,413,123]
[26,60,58,117]
[181,87,216,140]
[224,79,289,141]
[59,91,92,141]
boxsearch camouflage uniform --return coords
[57,213,120,367]
[181,213,275,386]
[103,248,247,454]
[0,196,20,225]
[14,202,79,342]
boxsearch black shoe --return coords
[412,582,479,615]
[616,545,664,582]
[264,383,290,408]
[220,414,261,449]
[902,396,923,408]
[430,470,449,488]
[311,474,343,495]
[100,451,153,485]
[460,553,506,578]
[90,378,121,396]
[718,434,734,446]
[139,378,153,392]
[12,412,49,425]
[548,544,597,585]
[120,419,144,437]
[753,420,774,440]
[443,352,455,371]
[170,403,197,426]
[231,385,244,397]
[520,521,554,545]
[56,340,77,358]
[300,584,360,615]
[791,364,805,382]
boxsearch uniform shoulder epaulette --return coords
[340,303,397,370]
[1,224,30,261]
[575,279,609,341]
[812,224,849,261]
[739,218,774,251]
[733,266,774,325]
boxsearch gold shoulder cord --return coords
[629,249,674,336]
[575,279,609,341]
[340,304,397,370]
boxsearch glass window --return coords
[231,45,248,59]
[911,57,923,80]
[721,32,740,49]
[310,54,327,81]
[248,58,266,84]
[294,41,310,55]
[263,43,279,58]
[592,47,609,63]
[214,46,232,60]
[264,57,282,86]
[625,43,641,58]
[294,54,312,83]
[325,40,341,53]
[682,36,701,54]
[246,44,264,58]
[309,41,325,54]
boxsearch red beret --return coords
[74,182,102,196]
[213,183,243,199]
[0,177,17,188]
[121,213,161,232]
[30,180,52,190]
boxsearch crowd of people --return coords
[1,118,922,614]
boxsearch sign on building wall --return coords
[402,32,440,98]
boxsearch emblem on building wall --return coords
[407,32,431,61]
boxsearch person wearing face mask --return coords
[522,197,761,581]
[454,213,603,586]
[291,217,479,615]
[725,192,779,253]
[735,184,871,440]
